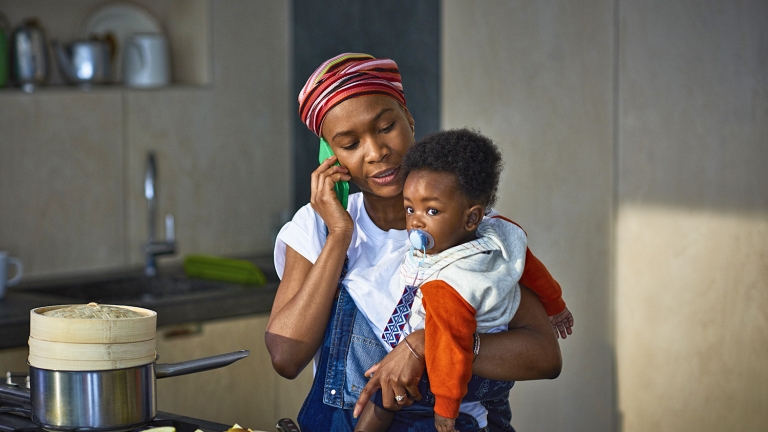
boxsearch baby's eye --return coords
[427,208,439,216]
[405,206,414,215]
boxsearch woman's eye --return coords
[405,207,414,215]
[427,208,439,216]
[380,122,395,133]
[341,141,359,151]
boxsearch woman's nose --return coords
[364,137,390,163]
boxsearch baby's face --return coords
[403,170,477,254]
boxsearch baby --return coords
[355,129,572,432]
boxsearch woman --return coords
[266,53,561,431]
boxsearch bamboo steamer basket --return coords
[27,352,158,371]
[28,303,157,371]
[30,303,156,344]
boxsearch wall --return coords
[615,0,768,430]
[0,0,291,279]
[442,1,615,430]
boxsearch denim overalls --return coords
[296,281,517,432]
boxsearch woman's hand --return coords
[311,155,353,236]
[353,331,427,418]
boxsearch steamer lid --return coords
[42,302,145,319]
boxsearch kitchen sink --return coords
[22,274,248,307]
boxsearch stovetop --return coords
[0,374,229,432]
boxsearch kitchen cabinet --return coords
[0,347,28,374]
[155,314,312,431]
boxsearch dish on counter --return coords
[80,1,163,82]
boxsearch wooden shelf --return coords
[0,83,212,97]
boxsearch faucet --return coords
[144,151,176,276]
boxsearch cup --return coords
[0,251,23,300]
[123,33,170,88]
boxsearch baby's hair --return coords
[402,128,503,209]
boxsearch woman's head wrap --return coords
[298,53,406,137]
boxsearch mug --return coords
[0,251,23,300]
[123,33,170,88]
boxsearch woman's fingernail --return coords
[327,155,335,160]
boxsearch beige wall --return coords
[444,1,768,431]
[442,1,615,431]
[616,1,768,431]
[0,0,291,278]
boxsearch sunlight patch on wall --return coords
[615,203,768,431]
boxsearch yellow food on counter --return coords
[226,423,267,432]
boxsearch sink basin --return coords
[23,274,246,307]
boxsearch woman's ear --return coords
[401,105,415,134]
[464,205,486,231]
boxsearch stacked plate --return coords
[29,302,157,371]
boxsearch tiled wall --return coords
[0,1,291,280]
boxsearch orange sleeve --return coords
[420,280,476,419]
[492,215,566,316]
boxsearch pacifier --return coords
[408,229,435,251]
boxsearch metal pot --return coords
[28,350,249,432]
[52,40,112,86]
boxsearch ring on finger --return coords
[395,394,406,402]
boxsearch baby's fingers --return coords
[553,322,566,339]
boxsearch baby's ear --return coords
[465,205,486,231]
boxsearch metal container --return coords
[11,19,49,92]
[53,40,111,86]
[28,350,249,432]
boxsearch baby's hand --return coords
[435,414,457,432]
[549,307,574,339]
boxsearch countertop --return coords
[0,255,278,350]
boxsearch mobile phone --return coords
[318,138,349,210]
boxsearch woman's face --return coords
[320,95,415,199]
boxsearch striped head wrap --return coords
[298,53,407,137]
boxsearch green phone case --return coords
[318,138,349,210]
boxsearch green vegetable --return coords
[183,255,266,286]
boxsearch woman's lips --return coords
[369,166,400,186]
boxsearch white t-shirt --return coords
[274,192,409,348]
